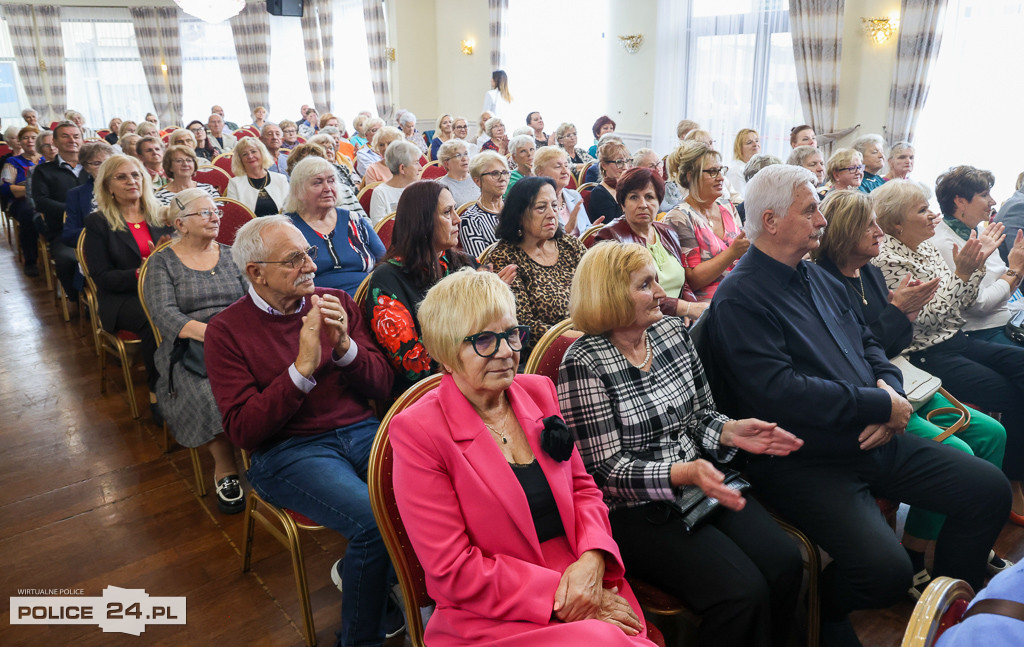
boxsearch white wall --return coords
[835,0,901,146]
[604,0,659,151]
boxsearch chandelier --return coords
[174,0,246,24]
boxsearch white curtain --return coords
[131,6,182,126]
[789,0,845,157]
[3,4,65,123]
[362,0,391,119]
[885,0,947,144]
[488,0,508,69]
[230,0,271,118]
[301,0,333,114]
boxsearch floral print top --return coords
[663,199,744,301]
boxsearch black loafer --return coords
[215,475,245,514]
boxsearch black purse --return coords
[667,469,750,534]
[167,337,207,395]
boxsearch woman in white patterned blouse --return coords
[556,241,804,647]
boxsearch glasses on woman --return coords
[182,208,223,221]
[445,152,469,162]
[701,166,728,179]
[253,245,318,270]
[463,325,530,358]
[608,159,630,168]
[480,170,511,180]
[841,164,865,173]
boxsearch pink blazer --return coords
[391,373,652,647]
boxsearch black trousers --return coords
[610,496,803,647]
[104,295,158,392]
[745,433,1010,622]
[911,330,1024,480]
[12,203,38,266]
[51,239,79,299]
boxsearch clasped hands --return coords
[858,379,912,451]
[552,550,642,636]
[294,294,351,378]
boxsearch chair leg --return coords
[241,496,259,572]
[115,339,140,419]
[189,447,207,497]
[775,518,821,647]
[55,270,70,322]
[282,515,317,647]
[38,238,53,291]
[98,342,108,395]
[13,220,22,263]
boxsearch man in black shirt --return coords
[706,165,1010,647]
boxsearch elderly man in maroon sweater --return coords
[205,215,398,647]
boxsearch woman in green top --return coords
[594,167,707,321]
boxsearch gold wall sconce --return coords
[461,39,474,56]
[385,47,396,62]
[618,34,644,54]
[862,17,899,44]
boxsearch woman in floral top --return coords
[365,181,476,394]
[663,142,749,301]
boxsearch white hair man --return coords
[204,215,402,645]
[705,164,1011,646]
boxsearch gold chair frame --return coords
[901,577,975,647]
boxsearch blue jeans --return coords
[247,418,391,647]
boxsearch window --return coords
[0,18,30,127]
[268,15,314,123]
[502,0,610,139]
[654,0,800,160]
[328,0,378,124]
[180,17,249,126]
[912,0,1024,201]
[62,7,156,129]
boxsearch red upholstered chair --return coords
[212,152,234,176]
[419,160,446,180]
[0,142,11,157]
[374,212,397,249]
[901,577,975,647]
[566,173,577,190]
[418,154,429,167]
[160,132,171,144]
[234,129,253,140]
[194,166,232,196]
[577,182,598,214]
[357,182,380,215]
[213,197,256,245]
[576,161,595,186]
[240,451,328,647]
[96,129,111,139]
[579,224,605,248]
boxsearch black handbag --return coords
[668,469,751,534]
[167,338,207,395]
[1006,310,1024,344]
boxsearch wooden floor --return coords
[0,231,1021,647]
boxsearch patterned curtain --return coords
[301,0,333,114]
[362,0,391,119]
[488,0,508,68]
[789,0,845,157]
[230,0,271,118]
[131,7,184,126]
[3,4,64,123]
[885,0,947,144]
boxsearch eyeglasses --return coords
[840,164,865,173]
[281,128,297,135]
[463,325,530,358]
[253,245,318,270]
[608,159,630,168]
[701,166,728,179]
[181,208,223,221]
[188,127,205,133]
[85,160,104,168]
[480,170,511,180]
[444,152,469,162]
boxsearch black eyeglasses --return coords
[701,167,728,178]
[463,325,530,358]
[480,170,511,180]
[253,245,317,270]
[182,208,223,221]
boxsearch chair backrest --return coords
[137,240,175,346]
[357,181,381,215]
[374,212,397,249]
[96,129,111,139]
[523,319,577,379]
[418,154,429,167]
[212,153,234,176]
[353,274,371,312]
[578,182,598,214]
[456,200,476,216]
[901,577,975,647]
[234,130,253,140]
[566,173,577,190]
[160,132,171,144]
[75,228,98,296]
[577,161,595,186]
[579,224,605,248]
[368,373,444,647]
[476,241,499,265]
[194,166,232,196]
[420,160,446,180]
[214,197,257,245]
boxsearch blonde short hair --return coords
[871,179,932,236]
[94,155,162,232]
[231,137,275,176]
[826,148,863,183]
[570,242,654,335]
[159,187,214,229]
[533,146,568,175]
[168,128,196,149]
[371,126,403,154]
[469,150,507,180]
[418,268,518,373]
[136,121,158,138]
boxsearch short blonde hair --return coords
[484,117,505,137]
[871,179,932,236]
[676,119,700,140]
[231,137,274,176]
[94,155,162,232]
[371,126,402,154]
[168,128,196,149]
[136,121,158,138]
[469,150,507,180]
[418,268,518,373]
[813,190,874,264]
[733,128,758,160]
[826,148,863,183]
[570,242,654,335]
[159,187,214,229]
[533,146,568,175]
[162,144,199,177]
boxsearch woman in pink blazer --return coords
[391,269,655,647]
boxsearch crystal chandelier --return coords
[174,0,246,24]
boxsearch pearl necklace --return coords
[627,333,652,369]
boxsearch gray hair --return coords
[511,126,533,138]
[744,165,817,241]
[4,125,20,141]
[398,111,416,127]
[743,154,783,182]
[852,133,886,156]
[484,117,504,137]
[260,122,282,136]
[632,147,659,167]
[364,117,385,132]
[79,140,114,165]
[888,141,914,160]
[554,122,576,140]
[385,139,421,174]
[509,134,535,155]
[21,108,36,119]
[437,138,467,162]
[597,132,623,148]
[871,179,932,235]
[34,130,53,155]
[284,155,340,213]
[231,214,296,276]
[320,126,341,139]
[159,187,214,229]
[787,145,821,167]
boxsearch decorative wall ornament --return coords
[619,34,644,54]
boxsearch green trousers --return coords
[904,391,1007,539]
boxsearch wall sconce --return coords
[461,39,474,56]
[385,47,396,62]
[862,17,899,44]
[160,62,168,72]
[618,34,644,54]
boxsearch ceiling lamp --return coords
[174,0,246,24]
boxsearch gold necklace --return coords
[852,272,867,305]
[482,406,511,445]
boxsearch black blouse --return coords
[510,460,565,543]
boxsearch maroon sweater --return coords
[206,287,394,452]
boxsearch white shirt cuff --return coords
[288,363,317,393]
[332,340,359,367]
